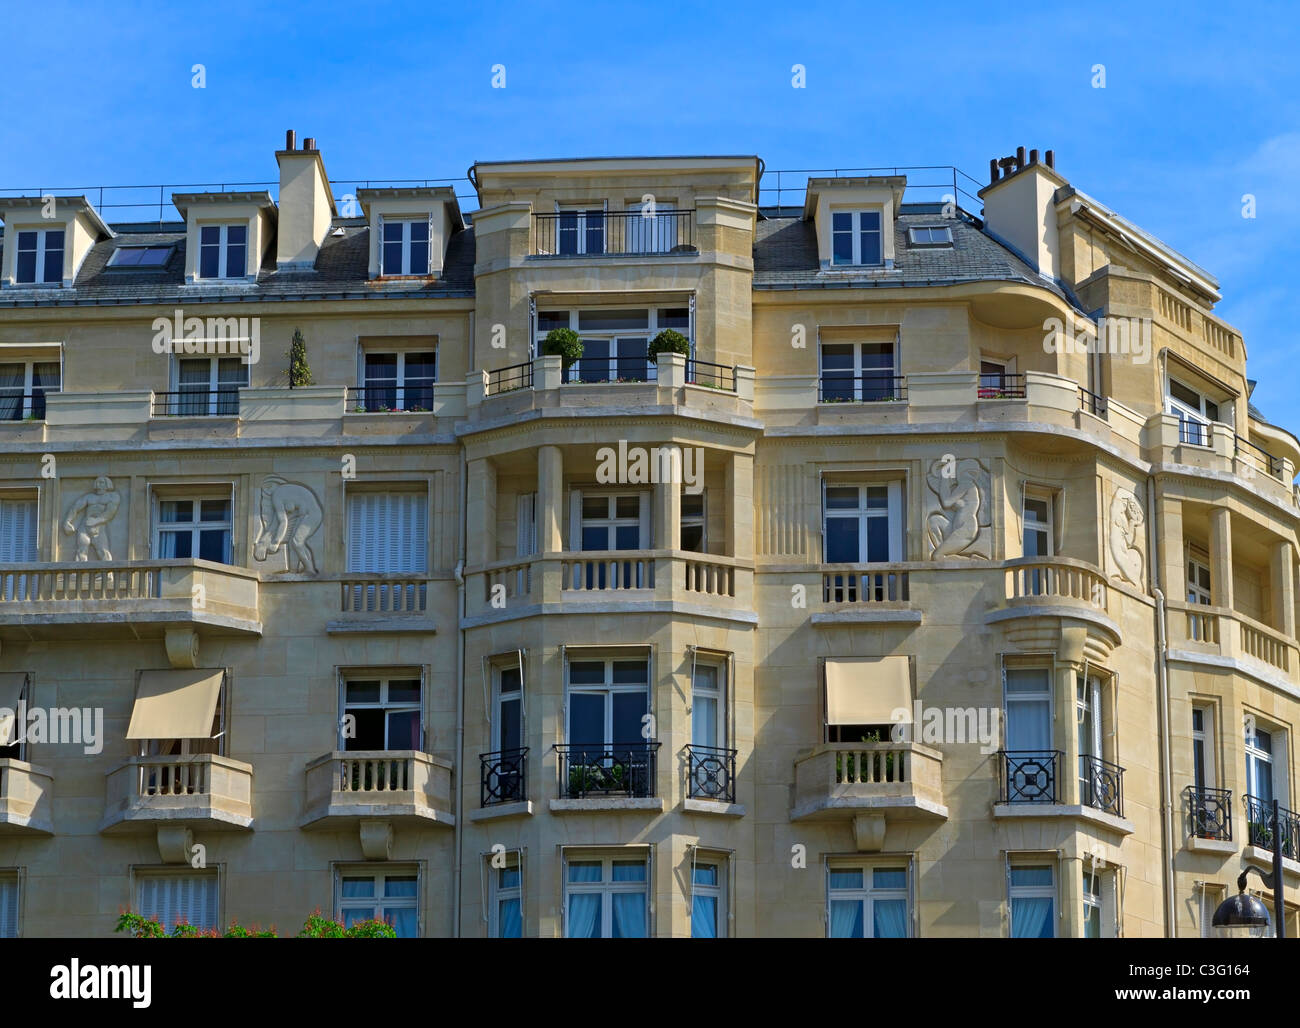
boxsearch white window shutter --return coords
[567,490,582,551]
[0,500,37,561]
[347,493,428,573]
[376,214,385,275]
[0,876,17,938]
[428,212,437,273]
[887,480,903,562]
[517,493,537,556]
[639,492,652,549]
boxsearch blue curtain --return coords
[612,893,647,937]
[829,900,863,938]
[567,894,601,938]
[692,895,717,938]
[1011,897,1054,938]
[873,899,909,938]
[499,898,522,938]
[385,906,417,938]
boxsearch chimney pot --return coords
[1045,149,1055,169]
[286,129,296,151]
[303,137,316,151]
[1029,148,1039,165]
[989,158,999,183]
[1016,146,1026,170]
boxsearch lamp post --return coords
[1212,797,1287,939]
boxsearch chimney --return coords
[978,146,1067,281]
[275,131,336,271]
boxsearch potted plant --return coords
[543,327,583,371]
[648,328,690,364]
[289,328,314,387]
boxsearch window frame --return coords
[134,868,220,933]
[690,655,727,752]
[107,244,174,269]
[1165,375,1222,446]
[378,217,431,276]
[563,654,651,751]
[357,348,438,412]
[489,856,523,938]
[171,354,249,416]
[562,851,650,938]
[0,358,61,420]
[680,490,706,552]
[197,223,249,280]
[1192,703,1216,791]
[1008,860,1058,939]
[532,306,690,375]
[819,339,899,402]
[14,228,65,285]
[334,865,421,938]
[490,660,524,754]
[344,488,430,574]
[1002,665,1054,758]
[137,675,227,759]
[907,225,952,247]
[690,854,728,939]
[339,671,424,752]
[830,209,884,266]
[0,869,18,938]
[152,492,234,565]
[554,202,607,257]
[826,859,913,938]
[0,675,30,762]
[1022,488,1054,558]
[822,479,903,564]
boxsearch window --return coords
[572,492,651,588]
[827,864,910,938]
[1245,721,1275,804]
[564,656,654,798]
[154,496,232,563]
[0,674,29,760]
[136,673,226,760]
[823,481,903,563]
[1022,490,1054,593]
[1187,553,1212,605]
[0,498,37,564]
[680,491,706,552]
[346,492,429,573]
[491,861,522,938]
[1004,668,1055,802]
[380,218,430,276]
[1076,673,1119,814]
[136,872,219,933]
[198,224,248,279]
[564,855,648,938]
[338,869,418,937]
[0,872,16,938]
[0,360,60,420]
[691,660,725,751]
[535,307,689,381]
[359,351,436,412]
[108,245,172,268]
[691,858,726,938]
[486,661,525,804]
[908,225,952,246]
[1008,863,1056,938]
[831,210,883,266]
[15,229,64,284]
[820,341,898,402]
[341,674,422,751]
[556,205,605,256]
[174,356,248,416]
[1166,377,1221,446]
[1192,706,1214,791]
[1083,868,1103,938]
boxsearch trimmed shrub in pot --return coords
[543,327,583,370]
[647,329,690,363]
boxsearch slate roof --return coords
[753,204,1076,306]
[0,220,476,305]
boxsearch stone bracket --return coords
[852,813,887,852]
[156,825,194,864]
[165,628,200,669]
[359,818,393,860]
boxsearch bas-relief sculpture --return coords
[62,475,121,561]
[252,476,324,574]
[926,458,992,559]
[1108,488,1145,586]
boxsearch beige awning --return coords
[126,669,224,740]
[0,673,29,748]
[825,657,912,726]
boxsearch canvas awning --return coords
[126,669,224,740]
[825,657,911,726]
[0,672,29,748]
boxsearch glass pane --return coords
[828,869,863,889]
[567,661,605,686]
[825,518,859,563]
[1004,668,1049,693]
[829,900,864,937]
[500,697,521,751]
[386,709,421,750]
[865,517,889,562]
[569,693,605,751]
[873,898,908,938]
[226,243,246,279]
[383,876,418,898]
[226,225,246,245]
[343,907,375,928]
[159,500,193,523]
[612,661,648,685]
[199,499,230,522]
[611,892,647,937]
[612,691,647,745]
[1009,866,1053,887]
[383,242,403,273]
[581,526,609,550]
[567,861,602,883]
[197,529,229,563]
[692,695,717,748]
[692,895,718,938]
[581,495,608,519]
[872,868,907,889]
[388,679,421,703]
[346,681,381,703]
[566,893,602,937]
[384,906,417,938]
[693,864,718,886]
[579,309,648,331]
[498,897,522,938]
[499,867,520,889]
[341,877,375,898]
[613,525,639,549]
[825,486,858,509]
[611,861,646,882]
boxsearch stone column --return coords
[727,452,754,559]
[537,445,564,553]
[466,458,497,566]
[1209,507,1233,610]
[1272,540,1295,637]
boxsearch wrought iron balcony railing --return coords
[533,209,695,257]
[562,357,656,384]
[346,384,435,413]
[151,388,241,417]
[999,749,1061,804]
[1235,433,1285,479]
[1078,386,1108,419]
[818,373,907,404]
[685,744,736,803]
[977,372,1026,399]
[0,388,59,421]
[1245,794,1300,859]
[1079,754,1125,817]
[484,360,533,395]
[1185,784,1232,841]
[555,743,660,799]
[685,359,737,392]
[480,747,528,807]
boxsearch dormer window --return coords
[832,211,882,266]
[108,245,172,268]
[381,219,430,276]
[908,226,952,247]
[199,225,248,279]
[15,229,64,285]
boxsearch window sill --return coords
[683,798,745,817]
[469,801,534,822]
[1188,835,1236,855]
[326,617,437,635]
[811,608,921,626]
[1243,845,1300,880]
[549,797,664,814]
[992,802,1134,836]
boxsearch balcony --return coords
[790,742,947,825]
[1184,785,1233,844]
[814,567,918,626]
[987,558,1119,652]
[0,387,59,423]
[0,559,261,640]
[301,750,455,829]
[551,744,663,813]
[818,374,908,404]
[532,209,696,257]
[100,754,254,832]
[151,389,241,418]
[345,384,435,414]
[1167,601,1298,689]
[0,758,53,834]
[465,550,755,625]
[480,746,528,807]
[1079,754,1124,818]
[1244,795,1300,863]
[996,749,1133,834]
[998,750,1061,804]
[684,744,737,804]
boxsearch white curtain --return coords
[1011,897,1054,938]
[0,877,16,938]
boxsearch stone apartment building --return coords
[0,134,1296,937]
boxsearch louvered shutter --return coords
[0,500,37,561]
[0,875,17,937]
[517,493,537,556]
[139,874,218,932]
[347,493,428,573]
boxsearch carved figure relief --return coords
[1108,488,1144,585]
[925,457,992,559]
[62,475,121,561]
[252,476,323,574]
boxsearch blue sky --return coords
[2,0,1297,415]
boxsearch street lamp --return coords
[1211,797,1287,939]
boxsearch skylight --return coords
[908,226,952,246]
[108,245,172,268]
